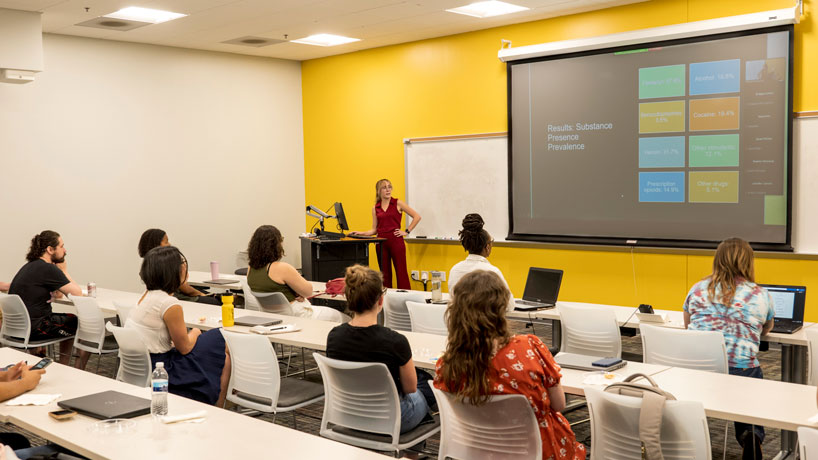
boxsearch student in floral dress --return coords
[434,270,586,460]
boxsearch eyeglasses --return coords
[382,288,388,296]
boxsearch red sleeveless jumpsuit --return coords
[375,197,410,289]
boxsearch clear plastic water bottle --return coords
[151,362,169,417]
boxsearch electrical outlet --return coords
[420,271,429,281]
[411,270,420,281]
[430,270,446,281]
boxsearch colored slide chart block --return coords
[639,65,685,99]
[689,134,739,167]
[639,136,685,168]
[689,59,740,95]
[689,97,739,131]
[639,172,685,203]
[764,195,786,226]
[639,101,685,134]
[689,171,739,203]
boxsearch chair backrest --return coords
[585,386,711,460]
[406,301,448,336]
[313,353,401,441]
[112,300,135,326]
[240,278,294,315]
[0,293,32,346]
[806,328,818,386]
[106,322,151,387]
[640,324,728,373]
[221,330,281,412]
[432,387,541,460]
[383,291,426,332]
[71,296,108,352]
[559,303,621,358]
[799,426,818,459]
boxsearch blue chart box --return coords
[639,172,685,203]
[639,136,685,168]
[689,59,741,95]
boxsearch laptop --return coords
[514,268,563,311]
[234,315,283,327]
[58,390,151,420]
[205,279,239,285]
[761,284,806,334]
[554,352,627,372]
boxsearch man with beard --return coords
[8,230,89,367]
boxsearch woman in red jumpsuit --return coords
[349,179,421,289]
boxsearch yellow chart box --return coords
[689,171,739,203]
[689,97,740,131]
[639,101,685,133]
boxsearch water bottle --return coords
[221,292,235,328]
[151,362,169,417]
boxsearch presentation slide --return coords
[768,290,795,319]
[509,27,791,246]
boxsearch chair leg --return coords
[95,354,102,374]
[723,422,729,460]
[292,411,297,430]
[301,348,306,378]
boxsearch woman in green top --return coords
[246,225,348,322]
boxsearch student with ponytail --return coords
[326,265,434,433]
[448,213,514,310]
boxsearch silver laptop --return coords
[554,352,627,372]
[205,279,239,285]
[514,267,563,311]
[234,315,283,327]
[761,284,806,334]
[58,390,151,419]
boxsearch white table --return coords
[558,361,670,396]
[186,270,243,292]
[0,348,384,460]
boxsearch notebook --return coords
[234,316,283,327]
[514,267,563,311]
[554,352,627,372]
[761,284,806,334]
[58,390,151,420]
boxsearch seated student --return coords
[434,270,586,460]
[0,362,53,458]
[448,214,514,310]
[684,237,773,459]
[327,265,434,433]
[246,225,347,322]
[137,229,220,305]
[8,231,90,368]
[126,246,230,406]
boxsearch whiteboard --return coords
[404,117,817,252]
[405,134,509,241]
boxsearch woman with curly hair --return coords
[434,270,585,460]
[246,225,347,322]
[683,237,773,458]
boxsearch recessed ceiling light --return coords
[446,1,529,18]
[104,7,187,24]
[291,34,360,47]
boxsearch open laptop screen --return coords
[760,284,806,321]
[522,268,563,304]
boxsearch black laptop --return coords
[58,390,151,420]
[761,284,806,334]
[514,268,563,311]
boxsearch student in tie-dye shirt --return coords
[683,237,774,459]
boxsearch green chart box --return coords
[639,65,685,99]
[689,134,739,167]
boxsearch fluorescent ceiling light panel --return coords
[104,7,187,24]
[446,1,529,18]
[291,34,360,47]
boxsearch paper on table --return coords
[161,410,207,424]
[250,324,300,335]
[582,372,625,386]
[5,394,61,406]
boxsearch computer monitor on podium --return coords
[334,202,349,232]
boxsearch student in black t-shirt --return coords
[8,230,90,367]
[326,265,435,434]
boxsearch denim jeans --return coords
[729,366,765,444]
[399,390,429,433]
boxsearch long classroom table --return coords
[0,347,385,460]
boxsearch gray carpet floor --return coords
[1,319,789,459]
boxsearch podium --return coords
[300,236,385,282]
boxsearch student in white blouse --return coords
[448,214,515,311]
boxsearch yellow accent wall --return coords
[302,0,818,318]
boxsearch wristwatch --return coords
[405,229,411,234]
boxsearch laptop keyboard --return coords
[516,299,544,307]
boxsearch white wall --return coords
[0,34,305,292]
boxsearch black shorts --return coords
[31,313,78,341]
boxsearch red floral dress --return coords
[434,334,586,460]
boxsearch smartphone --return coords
[48,409,77,420]
[30,358,53,370]
[592,357,624,368]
